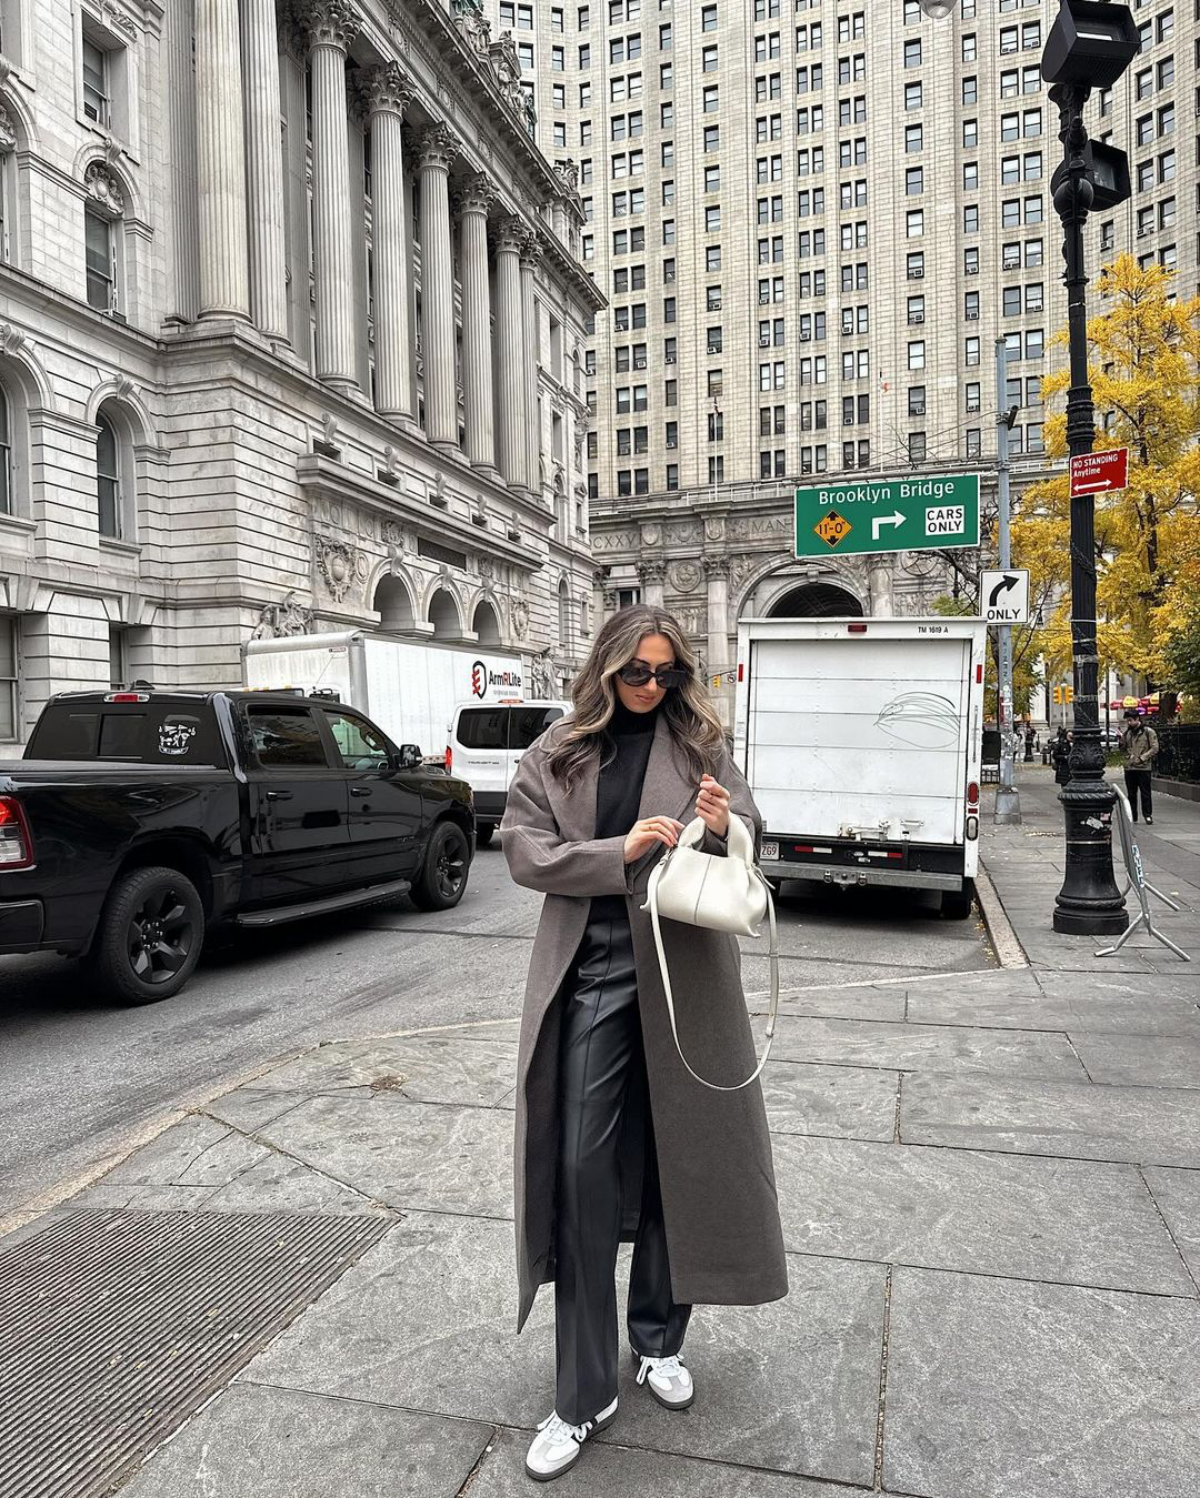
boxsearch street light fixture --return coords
[918,1,957,18]
[1041,0,1137,936]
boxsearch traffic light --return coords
[1053,686,1062,705]
[1065,686,1074,704]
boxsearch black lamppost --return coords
[1041,1,1138,935]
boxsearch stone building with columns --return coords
[0,0,600,744]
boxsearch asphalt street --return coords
[0,844,994,1227]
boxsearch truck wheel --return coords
[412,822,470,911]
[940,880,976,921]
[91,866,205,1004]
[475,822,496,849]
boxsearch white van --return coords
[449,701,570,845]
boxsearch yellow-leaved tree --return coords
[1013,254,1200,687]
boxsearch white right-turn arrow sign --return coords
[871,510,905,540]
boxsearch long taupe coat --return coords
[500,713,788,1332]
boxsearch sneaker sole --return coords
[525,1407,618,1482]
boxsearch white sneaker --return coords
[633,1350,694,1409]
[525,1398,618,1482]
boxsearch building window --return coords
[0,616,17,741]
[0,384,10,514]
[96,412,121,538]
[85,206,116,312]
[82,36,110,127]
[908,341,925,371]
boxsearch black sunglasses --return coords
[618,662,691,690]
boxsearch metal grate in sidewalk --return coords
[0,1208,390,1498]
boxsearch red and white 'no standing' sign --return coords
[1069,448,1129,498]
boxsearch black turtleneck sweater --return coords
[591,698,661,919]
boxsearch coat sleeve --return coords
[700,743,763,857]
[500,748,631,897]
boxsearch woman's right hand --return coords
[624,816,685,863]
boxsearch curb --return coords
[975,862,1029,970]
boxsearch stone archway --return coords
[473,598,502,646]
[373,574,416,633]
[428,586,462,639]
[768,581,864,618]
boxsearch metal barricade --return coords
[1096,786,1191,961]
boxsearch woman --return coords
[1051,725,1073,785]
[500,605,788,1483]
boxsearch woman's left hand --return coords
[696,774,731,838]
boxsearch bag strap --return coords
[646,856,778,1093]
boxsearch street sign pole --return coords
[994,338,1021,826]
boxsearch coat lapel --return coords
[637,713,700,826]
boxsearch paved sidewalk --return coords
[1,769,1197,1498]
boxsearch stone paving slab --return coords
[907,986,1200,1037]
[762,1061,900,1143]
[243,1210,885,1491]
[767,1015,1087,1083]
[770,1134,1190,1295]
[883,1266,1200,1498]
[251,1035,520,1105]
[1034,971,1200,1007]
[256,1093,514,1218]
[467,1425,868,1497]
[1142,1166,1200,1287]
[1070,1032,1200,1090]
[71,1152,388,1217]
[901,1071,1200,1167]
[205,1087,313,1133]
[754,986,908,1023]
[119,1382,493,1497]
[98,1116,239,1185]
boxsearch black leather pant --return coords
[555,911,691,1424]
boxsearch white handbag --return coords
[641,815,779,1092]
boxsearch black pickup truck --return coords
[0,689,475,1003]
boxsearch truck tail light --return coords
[444,745,452,774]
[0,796,35,869]
[847,623,868,633]
[966,815,979,840]
[737,663,744,683]
[976,665,984,685]
[104,691,151,703]
[967,781,980,808]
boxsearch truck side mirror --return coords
[397,744,422,770]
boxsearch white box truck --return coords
[242,631,526,766]
[734,617,988,918]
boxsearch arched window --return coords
[96,413,121,537]
[0,385,11,515]
[557,582,571,649]
[428,587,461,640]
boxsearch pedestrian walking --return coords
[500,604,787,1483]
[1119,709,1158,824]
[1051,725,1073,786]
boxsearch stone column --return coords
[704,555,730,671]
[360,63,414,421]
[494,217,526,487]
[868,556,894,616]
[195,0,249,318]
[458,173,499,476]
[242,0,289,340]
[520,234,543,495]
[303,0,361,391]
[164,0,199,323]
[638,560,667,609]
[416,124,460,453]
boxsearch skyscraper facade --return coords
[499,0,1197,680]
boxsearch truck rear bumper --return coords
[762,861,965,893]
[0,898,46,951]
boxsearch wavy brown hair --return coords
[545,604,726,786]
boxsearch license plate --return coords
[761,841,780,861]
